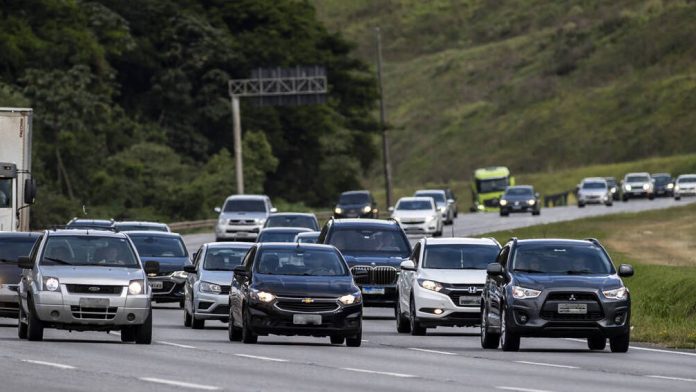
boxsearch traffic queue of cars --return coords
[575,172,696,207]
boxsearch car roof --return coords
[397,197,433,202]
[651,173,671,177]
[257,243,336,251]
[414,189,446,194]
[46,229,127,238]
[204,241,254,249]
[295,231,320,237]
[515,238,596,246]
[268,212,316,218]
[225,194,269,201]
[260,227,313,233]
[68,219,113,225]
[625,172,650,177]
[423,237,499,246]
[582,177,607,183]
[677,174,696,178]
[507,185,533,190]
[123,231,183,238]
[330,218,399,229]
[114,221,168,227]
[0,231,42,239]
[340,190,369,195]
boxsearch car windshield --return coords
[652,176,671,184]
[0,236,38,262]
[258,232,300,243]
[203,247,250,271]
[415,192,445,204]
[115,224,168,232]
[0,179,11,208]
[512,243,613,274]
[223,199,266,212]
[678,177,696,183]
[477,177,509,193]
[40,235,138,267]
[582,182,606,189]
[295,234,319,243]
[328,228,410,257]
[255,249,348,276]
[626,175,649,183]
[505,187,533,196]
[265,215,318,230]
[339,193,369,205]
[396,200,433,211]
[129,235,187,258]
[423,244,500,269]
[606,179,617,186]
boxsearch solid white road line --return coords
[408,347,457,356]
[646,375,696,383]
[157,341,196,349]
[140,377,219,390]
[21,360,75,370]
[341,367,416,378]
[515,361,579,369]
[234,354,288,362]
[565,338,696,357]
[496,387,555,392]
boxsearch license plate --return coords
[293,314,322,325]
[513,205,522,210]
[459,296,480,306]
[362,286,385,295]
[79,298,109,307]
[150,281,163,289]
[558,303,587,314]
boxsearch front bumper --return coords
[215,225,261,241]
[675,188,696,197]
[247,301,362,337]
[194,291,229,320]
[500,203,536,213]
[578,194,609,204]
[414,286,481,327]
[398,221,439,235]
[0,284,20,318]
[623,189,650,198]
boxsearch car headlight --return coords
[339,292,362,305]
[610,187,617,193]
[499,199,508,206]
[511,286,541,299]
[334,207,343,214]
[217,217,227,225]
[43,277,60,292]
[624,184,631,191]
[675,185,680,191]
[418,279,444,292]
[528,199,536,205]
[603,287,628,300]
[170,270,188,280]
[643,183,649,191]
[128,280,144,295]
[251,289,275,303]
[200,281,222,294]
[393,216,401,222]
[362,205,372,214]
[667,183,674,189]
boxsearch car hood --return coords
[219,212,268,221]
[38,266,144,285]
[138,256,190,274]
[626,181,649,186]
[336,203,370,210]
[392,210,437,219]
[253,274,357,297]
[578,189,606,196]
[342,254,407,268]
[0,264,21,285]
[419,268,486,285]
[514,273,623,290]
[199,270,234,285]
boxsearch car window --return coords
[204,247,250,271]
[396,200,433,210]
[0,236,39,262]
[328,228,410,257]
[411,243,421,267]
[415,192,445,204]
[40,235,138,268]
[626,175,649,182]
[223,199,266,212]
[678,177,696,183]
[255,249,348,276]
[265,215,318,230]
[339,193,369,205]
[582,182,606,189]
[116,224,168,232]
[505,187,533,196]
[512,243,613,274]
[423,244,500,269]
[258,232,300,243]
[129,235,187,258]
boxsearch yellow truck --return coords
[471,166,514,212]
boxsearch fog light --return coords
[517,311,528,324]
[127,313,136,321]
[50,310,60,319]
[614,313,625,325]
[433,309,444,315]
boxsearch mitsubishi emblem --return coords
[569,294,576,301]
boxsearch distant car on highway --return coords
[262,212,319,231]
[294,231,320,244]
[114,221,171,233]
[674,174,696,200]
[214,195,277,242]
[65,218,114,230]
[499,186,541,216]
[414,189,454,225]
[389,196,443,237]
[651,173,674,198]
[257,227,313,243]
[228,243,364,346]
[576,178,613,207]
[621,172,654,201]
[481,238,634,352]
[127,231,191,308]
[395,237,500,335]
[605,177,620,201]
[183,242,253,329]
[17,229,159,343]
[0,232,41,319]
[444,188,458,217]
[319,219,411,307]
[333,190,379,219]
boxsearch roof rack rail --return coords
[508,237,518,245]
[584,237,600,244]
[485,237,501,247]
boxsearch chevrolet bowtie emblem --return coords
[302,298,314,304]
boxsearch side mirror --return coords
[388,206,394,212]
[144,261,160,275]
[24,178,37,205]
[18,256,33,269]
[618,264,634,277]
[400,259,416,271]
[486,263,503,276]
[270,207,278,213]
[214,206,221,213]
[233,265,248,278]
[184,265,197,274]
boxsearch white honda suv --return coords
[395,237,501,335]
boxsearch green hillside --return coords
[314,0,696,188]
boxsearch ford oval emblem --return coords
[88,286,101,292]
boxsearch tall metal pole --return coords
[231,95,244,194]
[375,27,393,208]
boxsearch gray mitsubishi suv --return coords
[17,229,159,343]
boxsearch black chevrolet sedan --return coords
[228,243,363,346]
[499,186,541,216]
[481,238,633,352]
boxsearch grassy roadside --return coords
[480,203,696,348]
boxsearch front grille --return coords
[351,266,398,285]
[65,284,123,295]
[212,305,230,315]
[546,292,597,301]
[219,285,231,295]
[541,311,604,321]
[401,219,425,224]
[542,292,604,321]
[275,300,339,313]
[228,219,256,225]
[70,306,118,320]
[0,301,19,309]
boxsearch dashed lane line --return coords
[408,347,457,356]
[22,359,76,370]
[234,354,288,362]
[140,377,220,390]
[341,367,416,378]
[515,361,579,369]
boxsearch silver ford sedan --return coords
[17,230,159,343]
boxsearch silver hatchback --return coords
[17,230,159,343]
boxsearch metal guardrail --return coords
[543,191,573,208]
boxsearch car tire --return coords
[192,317,205,330]
[622,196,628,202]
[500,308,520,352]
[135,311,153,345]
[241,306,257,344]
[395,298,411,333]
[606,202,613,207]
[532,210,540,216]
[179,299,185,309]
[675,196,681,201]
[578,203,585,208]
[18,306,28,340]
[346,328,362,347]
[480,308,500,349]
[610,332,630,353]
[121,327,136,343]
[409,296,426,336]
[500,211,509,217]
[184,309,192,327]
[587,336,606,351]
[228,309,242,342]
[648,194,655,200]
[26,300,44,342]
[330,336,345,345]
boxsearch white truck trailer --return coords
[0,107,36,231]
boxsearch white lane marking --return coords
[565,338,696,357]
[234,354,288,362]
[22,360,75,370]
[408,347,457,356]
[515,361,579,369]
[157,341,196,349]
[140,377,219,390]
[361,339,369,342]
[496,387,555,392]
[646,375,696,382]
[341,367,416,378]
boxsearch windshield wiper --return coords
[564,269,594,275]
[43,257,72,265]
[513,268,544,273]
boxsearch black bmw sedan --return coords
[481,238,634,352]
[228,243,363,346]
